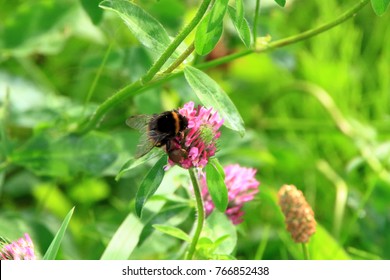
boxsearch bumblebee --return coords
[126,110,188,158]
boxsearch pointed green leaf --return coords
[135,155,167,217]
[371,0,390,15]
[153,224,191,242]
[205,158,228,212]
[99,0,171,55]
[274,0,286,7]
[194,13,223,55]
[138,205,190,246]
[235,0,244,28]
[115,149,165,181]
[184,66,245,135]
[207,0,229,32]
[309,224,350,260]
[43,207,75,260]
[227,6,252,47]
[100,213,143,260]
[204,211,237,255]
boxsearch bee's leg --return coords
[165,139,172,152]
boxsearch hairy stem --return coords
[186,168,205,260]
[141,0,211,84]
[163,43,195,74]
[76,80,143,134]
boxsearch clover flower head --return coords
[167,101,224,169]
[0,233,36,260]
[201,164,260,224]
[278,184,316,243]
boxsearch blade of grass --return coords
[43,207,75,260]
[100,213,143,260]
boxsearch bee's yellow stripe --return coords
[172,111,180,134]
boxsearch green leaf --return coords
[184,66,245,136]
[153,224,191,242]
[205,158,228,212]
[207,0,229,32]
[80,0,103,25]
[227,6,252,47]
[135,155,167,217]
[100,213,144,260]
[371,0,390,15]
[99,0,171,56]
[194,13,223,55]
[138,205,190,246]
[274,0,286,7]
[43,207,75,260]
[116,149,165,181]
[235,0,245,28]
[309,224,350,260]
[203,211,237,255]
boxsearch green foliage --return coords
[227,6,252,47]
[135,155,167,217]
[205,158,228,212]
[116,149,165,181]
[184,66,245,135]
[0,0,75,57]
[1,0,389,261]
[195,211,237,259]
[100,213,144,260]
[153,224,191,242]
[274,0,286,8]
[99,0,172,56]
[207,0,229,32]
[371,0,390,15]
[195,12,224,55]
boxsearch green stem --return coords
[316,160,348,240]
[254,224,270,260]
[83,43,113,116]
[77,80,143,134]
[186,168,205,260]
[163,43,195,74]
[141,0,212,84]
[252,0,261,44]
[302,243,310,260]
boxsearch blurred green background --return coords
[0,0,389,260]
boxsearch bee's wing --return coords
[126,115,152,131]
[134,131,155,158]
[126,114,171,158]
[126,115,152,158]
